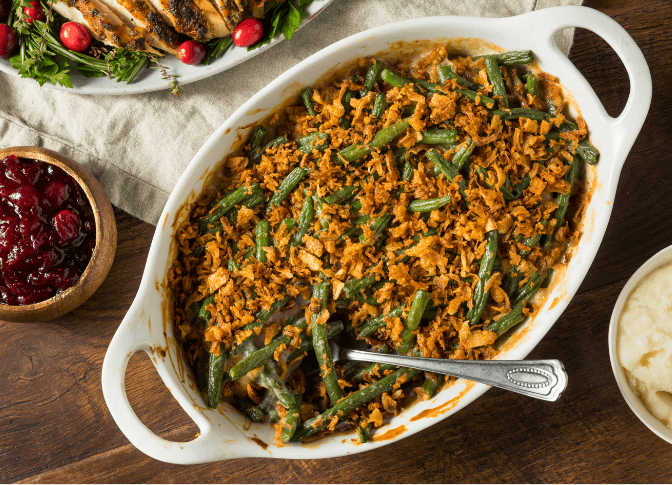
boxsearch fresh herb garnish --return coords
[149,54,181,95]
[248,0,313,51]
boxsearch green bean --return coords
[256,362,296,410]
[362,58,385,96]
[397,289,431,354]
[359,214,392,246]
[287,320,344,362]
[476,50,534,67]
[199,185,257,233]
[514,271,544,306]
[246,126,268,159]
[550,155,582,241]
[576,141,600,165]
[281,396,303,442]
[380,68,412,89]
[425,149,468,200]
[267,167,311,211]
[357,420,370,443]
[452,139,475,171]
[498,109,578,134]
[393,147,408,163]
[411,77,443,94]
[344,274,379,299]
[311,277,343,405]
[420,129,458,146]
[296,133,329,154]
[402,104,417,117]
[229,318,308,380]
[484,55,508,108]
[466,230,499,326]
[238,398,265,421]
[489,270,544,335]
[408,196,453,213]
[421,372,443,398]
[339,88,354,129]
[198,294,216,322]
[487,300,524,335]
[526,72,539,97]
[437,65,480,91]
[207,351,227,408]
[372,92,386,119]
[500,174,531,201]
[223,192,267,227]
[292,367,421,440]
[252,136,289,163]
[302,87,317,116]
[274,218,296,247]
[254,220,270,263]
[232,295,294,353]
[290,196,315,247]
[357,305,404,337]
[338,120,410,163]
[325,185,360,205]
[454,89,496,108]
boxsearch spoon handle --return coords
[341,349,568,402]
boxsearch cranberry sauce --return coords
[0,155,96,305]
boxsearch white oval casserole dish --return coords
[102,6,652,464]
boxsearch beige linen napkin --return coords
[0,0,581,225]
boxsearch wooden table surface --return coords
[2,0,672,482]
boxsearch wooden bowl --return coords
[0,147,117,323]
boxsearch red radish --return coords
[0,24,17,59]
[23,0,45,24]
[176,40,205,65]
[232,18,263,47]
[0,0,10,21]
[60,22,92,52]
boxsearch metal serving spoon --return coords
[330,342,568,401]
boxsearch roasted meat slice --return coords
[51,0,159,53]
[146,0,228,40]
[209,0,246,31]
[96,0,180,54]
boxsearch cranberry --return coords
[8,185,42,213]
[232,18,263,48]
[52,209,80,245]
[0,285,15,305]
[17,213,42,236]
[23,0,45,24]
[21,162,43,185]
[83,218,94,232]
[60,22,91,53]
[0,178,18,198]
[3,155,28,184]
[43,179,71,210]
[0,24,17,60]
[0,0,10,21]
[176,40,205,65]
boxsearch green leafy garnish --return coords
[248,0,313,51]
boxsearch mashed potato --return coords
[618,261,672,430]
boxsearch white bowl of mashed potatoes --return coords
[610,244,672,445]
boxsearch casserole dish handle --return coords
[101,297,217,465]
[530,6,652,165]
